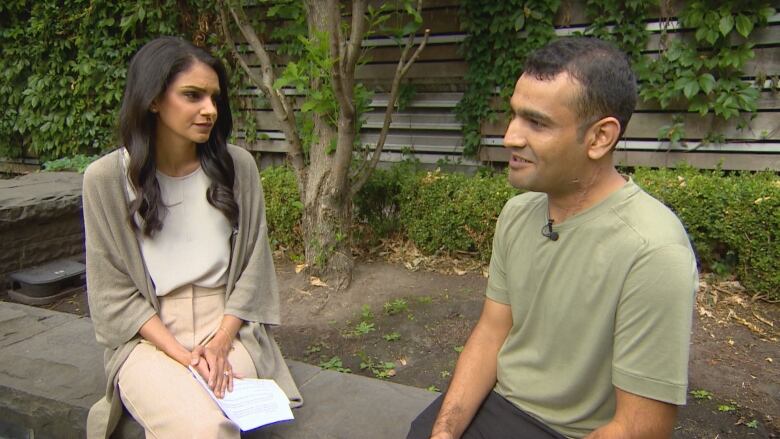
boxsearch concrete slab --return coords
[254,368,437,438]
[0,301,438,439]
[0,302,72,349]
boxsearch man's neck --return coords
[547,166,626,224]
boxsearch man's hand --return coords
[428,298,513,439]
[585,388,677,439]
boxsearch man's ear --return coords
[586,117,621,160]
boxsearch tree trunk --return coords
[301,0,356,290]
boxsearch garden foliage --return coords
[262,164,779,300]
[0,0,223,160]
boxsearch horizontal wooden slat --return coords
[479,139,780,153]
[482,112,780,141]
[478,146,780,171]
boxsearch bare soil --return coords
[14,252,779,438]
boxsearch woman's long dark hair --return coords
[119,36,238,236]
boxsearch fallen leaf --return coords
[454,268,466,276]
[767,358,773,363]
[295,264,308,274]
[399,358,407,366]
[309,277,329,287]
[728,339,735,346]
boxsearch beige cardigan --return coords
[83,145,302,438]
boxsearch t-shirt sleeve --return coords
[486,203,511,304]
[612,243,698,405]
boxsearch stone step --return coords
[0,301,437,438]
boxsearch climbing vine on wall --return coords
[638,1,776,144]
[0,0,227,161]
[456,0,560,156]
[457,0,776,153]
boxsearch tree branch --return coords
[345,0,367,77]
[350,23,430,198]
[327,0,354,118]
[218,1,306,178]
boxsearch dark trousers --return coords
[407,391,567,439]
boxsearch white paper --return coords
[189,366,294,431]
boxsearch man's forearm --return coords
[430,299,513,439]
[430,334,498,438]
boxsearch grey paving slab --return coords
[0,301,72,349]
[254,367,438,439]
[0,301,438,439]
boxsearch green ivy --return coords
[0,0,231,161]
[637,1,776,143]
[456,0,560,156]
[457,1,775,152]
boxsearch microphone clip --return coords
[541,218,559,241]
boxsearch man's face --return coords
[503,72,589,195]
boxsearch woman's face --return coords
[152,60,221,150]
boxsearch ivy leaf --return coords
[735,15,753,38]
[698,74,716,94]
[514,14,525,31]
[718,15,734,36]
[683,80,700,99]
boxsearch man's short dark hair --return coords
[523,37,637,140]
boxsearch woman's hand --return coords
[191,328,234,398]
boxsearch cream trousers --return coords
[117,285,258,439]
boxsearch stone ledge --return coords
[0,301,437,438]
[0,172,83,228]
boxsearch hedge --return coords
[260,165,778,300]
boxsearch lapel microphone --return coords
[542,218,559,241]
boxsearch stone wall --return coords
[0,172,84,283]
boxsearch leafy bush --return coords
[399,169,519,261]
[260,166,303,254]
[634,167,779,299]
[42,154,100,173]
[0,0,227,161]
[352,159,420,241]
[260,163,778,299]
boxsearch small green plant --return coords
[351,321,376,336]
[360,304,374,322]
[746,419,759,429]
[319,356,351,373]
[440,370,451,379]
[383,299,409,316]
[357,351,396,379]
[718,404,736,412]
[454,345,464,353]
[690,389,713,400]
[417,296,433,304]
[304,343,323,355]
[383,332,401,342]
[426,385,440,392]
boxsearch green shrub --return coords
[634,167,779,299]
[352,159,420,241]
[399,169,519,261]
[260,166,303,254]
[259,162,777,299]
[42,154,100,173]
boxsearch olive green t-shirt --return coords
[487,179,697,438]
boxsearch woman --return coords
[83,36,301,438]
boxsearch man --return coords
[407,37,698,439]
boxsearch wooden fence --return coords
[227,1,780,171]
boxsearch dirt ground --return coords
[14,249,779,438]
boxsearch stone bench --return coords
[0,301,437,438]
[0,172,85,285]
